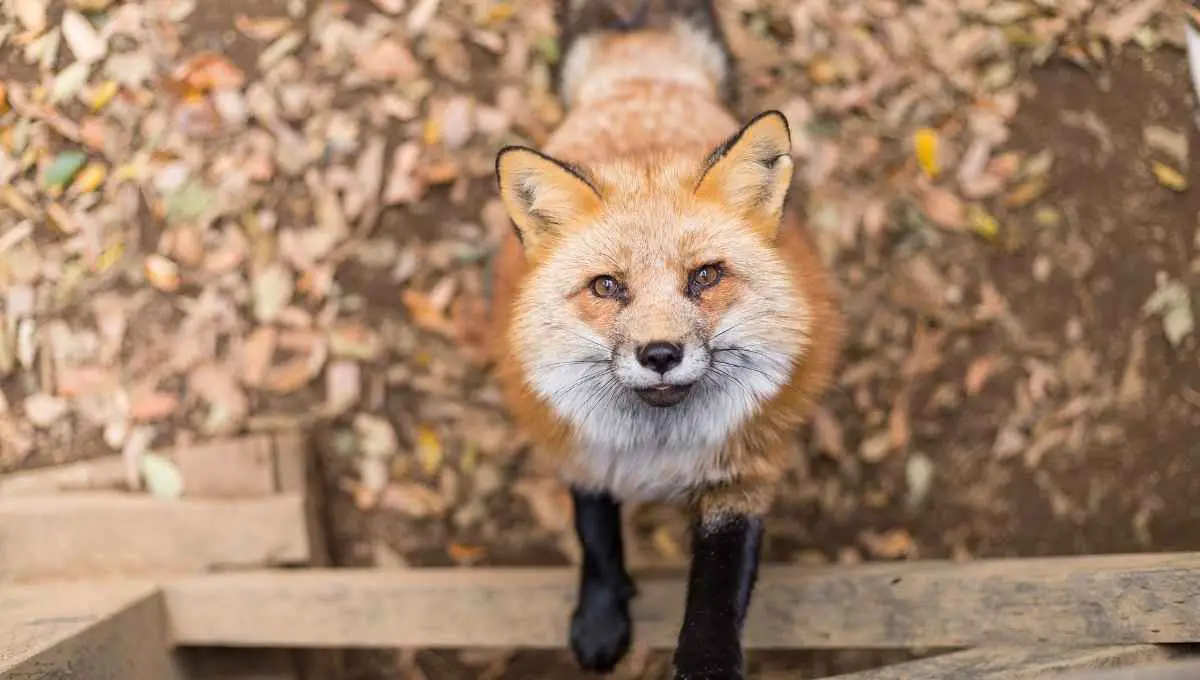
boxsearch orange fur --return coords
[488,20,843,522]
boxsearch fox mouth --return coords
[635,383,693,408]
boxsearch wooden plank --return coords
[174,434,278,497]
[0,455,127,496]
[0,492,311,582]
[164,553,1200,649]
[818,646,1176,679]
[0,580,185,680]
[1056,658,1200,679]
[0,434,279,498]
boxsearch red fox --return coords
[489,1,844,677]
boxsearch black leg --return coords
[672,514,764,680]
[568,487,636,673]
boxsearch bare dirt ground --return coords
[2,0,1199,679]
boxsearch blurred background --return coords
[1,0,1198,677]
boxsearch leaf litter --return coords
[0,2,1197,676]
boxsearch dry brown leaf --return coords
[241,326,278,387]
[188,362,249,433]
[325,359,361,415]
[173,51,246,92]
[129,387,180,422]
[859,528,917,559]
[56,365,115,398]
[144,255,181,292]
[383,141,425,205]
[808,405,846,460]
[380,482,447,517]
[61,10,106,63]
[887,388,911,450]
[964,355,1004,396]
[919,186,966,230]
[355,39,422,82]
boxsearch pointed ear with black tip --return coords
[694,110,794,240]
[496,146,603,256]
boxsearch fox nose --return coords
[637,342,683,374]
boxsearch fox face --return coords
[497,112,811,498]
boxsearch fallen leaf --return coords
[964,355,1004,395]
[383,141,424,205]
[905,453,934,509]
[859,528,917,559]
[1142,276,1194,347]
[61,10,106,63]
[1152,162,1188,192]
[920,186,965,229]
[14,0,48,33]
[858,431,891,462]
[415,424,443,474]
[1144,125,1188,166]
[50,60,92,103]
[188,363,250,434]
[174,51,246,92]
[967,204,1000,241]
[252,263,294,322]
[913,127,940,179]
[24,393,67,428]
[326,359,360,414]
[258,30,303,71]
[56,365,114,397]
[72,162,107,192]
[369,0,406,13]
[379,482,447,518]
[144,254,181,292]
[141,453,184,499]
[1118,327,1147,407]
[447,542,486,565]
[241,326,277,387]
[887,388,911,450]
[355,413,399,459]
[329,323,384,361]
[43,151,88,190]
[129,388,180,422]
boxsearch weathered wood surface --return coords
[0,433,283,498]
[0,492,311,581]
[819,646,1177,679]
[164,552,1200,649]
[1055,657,1200,679]
[0,580,185,680]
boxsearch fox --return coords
[487,0,844,677]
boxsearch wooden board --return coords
[819,645,1176,679]
[173,434,278,497]
[162,552,1200,649]
[0,580,185,680]
[0,492,311,582]
[0,434,282,498]
[1055,658,1200,679]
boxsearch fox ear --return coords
[496,147,602,255]
[694,110,794,239]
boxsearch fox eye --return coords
[590,275,621,299]
[688,263,722,294]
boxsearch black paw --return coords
[672,671,743,680]
[569,586,633,673]
[672,635,743,680]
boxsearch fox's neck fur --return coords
[490,2,843,507]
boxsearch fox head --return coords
[495,111,811,457]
